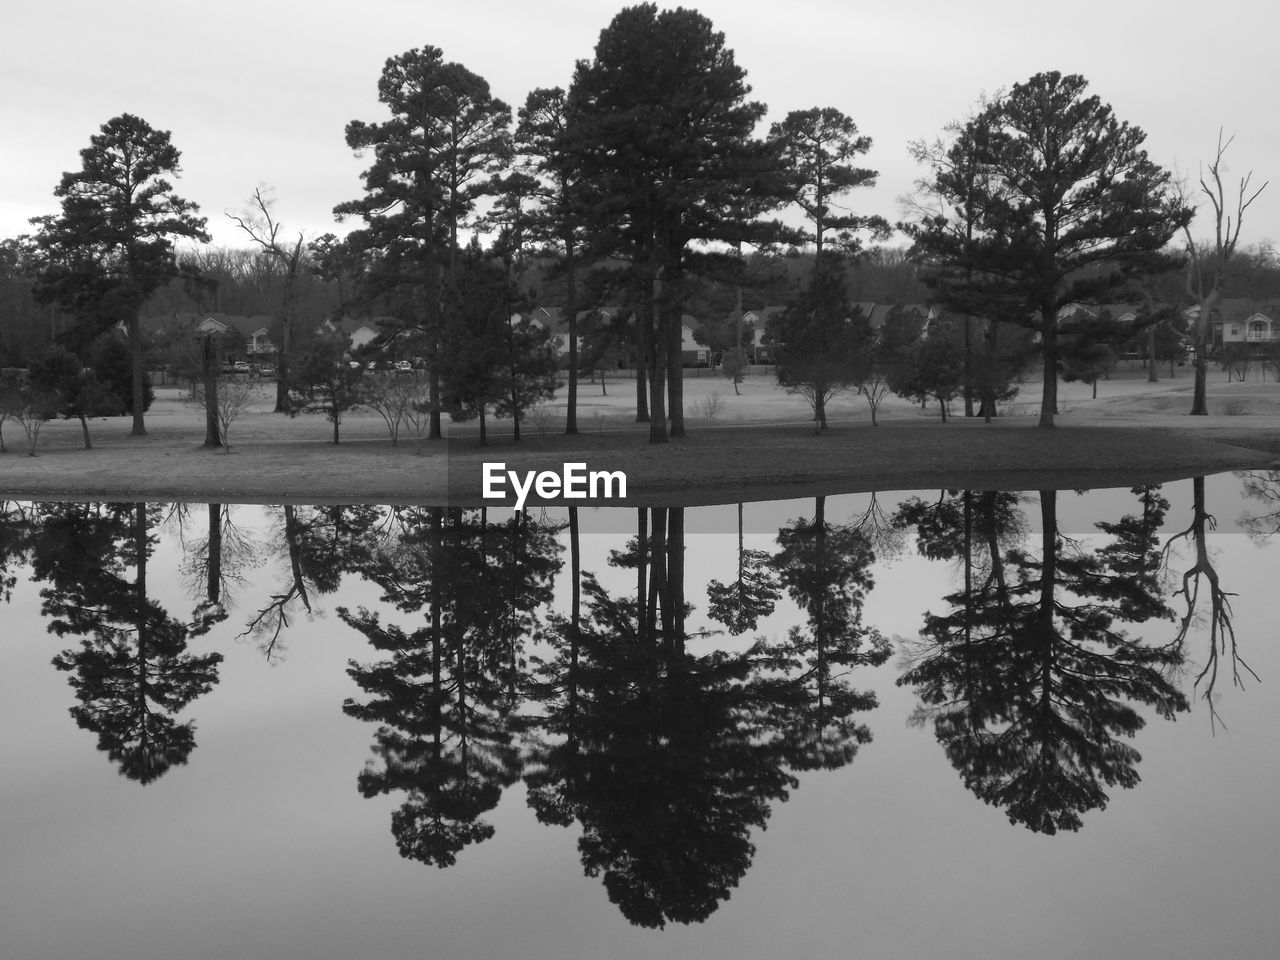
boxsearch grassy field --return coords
[2,366,1279,505]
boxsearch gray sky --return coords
[4,0,1276,251]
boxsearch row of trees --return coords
[9,6,1268,448]
[5,4,912,445]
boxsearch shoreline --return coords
[3,411,1277,506]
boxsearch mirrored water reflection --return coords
[1,475,1277,958]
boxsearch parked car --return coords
[232,360,251,374]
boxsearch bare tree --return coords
[188,375,259,452]
[228,186,305,412]
[364,372,426,446]
[1182,132,1269,415]
[213,376,260,453]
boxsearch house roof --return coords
[524,306,625,335]
[1213,299,1280,324]
[141,312,275,340]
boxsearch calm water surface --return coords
[2,473,1278,959]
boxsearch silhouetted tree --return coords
[899,488,1186,832]
[34,503,222,782]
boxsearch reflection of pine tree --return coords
[35,503,222,783]
[0,501,38,604]
[899,488,1186,833]
[706,503,780,635]
[342,507,559,867]
[767,497,890,770]
[477,509,562,706]
[529,556,795,929]
[527,508,802,928]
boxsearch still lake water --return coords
[2,474,1278,959]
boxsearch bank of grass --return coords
[2,374,1278,505]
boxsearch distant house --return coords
[314,316,382,353]
[741,306,784,363]
[681,316,709,367]
[1058,303,1142,326]
[519,306,628,365]
[1183,299,1280,348]
[521,306,574,355]
[144,312,276,361]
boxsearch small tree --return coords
[401,396,434,454]
[10,383,61,456]
[364,372,425,446]
[768,264,862,431]
[290,338,364,444]
[721,347,749,396]
[891,319,966,421]
[495,312,560,441]
[197,375,259,453]
[1216,342,1254,383]
[1059,313,1121,399]
[578,306,625,396]
[28,346,123,449]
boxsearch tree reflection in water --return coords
[0,500,37,604]
[1164,474,1258,728]
[342,507,560,867]
[529,508,792,928]
[896,487,1187,833]
[527,502,888,927]
[33,503,223,783]
[242,504,381,660]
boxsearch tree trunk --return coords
[646,299,667,443]
[963,314,975,417]
[665,305,684,438]
[201,334,221,448]
[1191,355,1208,414]
[1038,316,1057,428]
[79,414,92,449]
[565,248,578,435]
[635,315,650,423]
[1189,293,1218,416]
[667,507,685,656]
[129,316,146,435]
[207,502,222,606]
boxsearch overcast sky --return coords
[4,0,1276,252]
